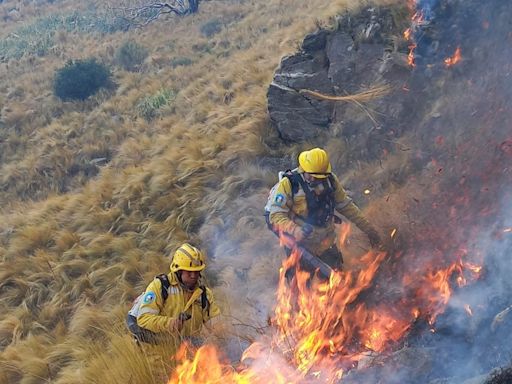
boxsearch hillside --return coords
[0,0,401,382]
[2,0,512,383]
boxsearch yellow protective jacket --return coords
[136,273,220,337]
[266,169,374,255]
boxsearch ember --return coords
[444,47,462,67]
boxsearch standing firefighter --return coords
[265,148,381,270]
[127,243,220,347]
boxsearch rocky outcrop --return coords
[267,7,412,146]
[267,30,334,142]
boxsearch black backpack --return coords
[276,170,337,227]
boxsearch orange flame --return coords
[169,243,483,383]
[403,27,412,40]
[444,47,462,67]
[408,44,417,67]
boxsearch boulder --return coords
[267,7,412,149]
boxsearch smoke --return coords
[346,0,512,381]
[194,0,512,381]
[199,188,284,359]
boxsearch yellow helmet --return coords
[298,148,332,178]
[170,243,206,273]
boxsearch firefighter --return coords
[265,148,381,269]
[127,243,220,347]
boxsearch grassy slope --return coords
[0,0,400,382]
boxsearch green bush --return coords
[137,89,176,121]
[54,59,112,101]
[115,41,148,71]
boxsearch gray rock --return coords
[302,30,329,52]
[267,8,409,146]
[267,50,334,142]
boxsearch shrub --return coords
[54,59,112,101]
[115,41,148,71]
[170,57,193,68]
[136,89,176,121]
[200,19,223,37]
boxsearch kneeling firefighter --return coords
[126,243,220,346]
[265,148,381,271]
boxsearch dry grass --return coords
[0,0,404,382]
[300,84,392,103]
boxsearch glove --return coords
[366,228,381,248]
[302,224,314,238]
[291,224,314,242]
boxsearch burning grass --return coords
[166,235,484,383]
[0,0,406,382]
[1,0,512,382]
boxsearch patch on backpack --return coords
[142,291,156,304]
[274,193,286,206]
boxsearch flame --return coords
[403,27,412,41]
[168,344,240,384]
[390,228,397,238]
[168,240,483,383]
[407,44,417,67]
[444,47,462,67]
[272,248,399,380]
[464,262,482,276]
[403,4,423,68]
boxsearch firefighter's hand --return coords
[302,224,314,238]
[169,317,184,332]
[292,225,304,242]
[366,229,382,248]
[292,224,314,242]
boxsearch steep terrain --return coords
[0,0,399,382]
[1,0,512,383]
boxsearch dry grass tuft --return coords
[300,84,392,103]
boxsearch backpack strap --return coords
[156,274,171,301]
[283,170,301,199]
[327,174,336,192]
[199,285,210,317]
[286,172,337,226]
